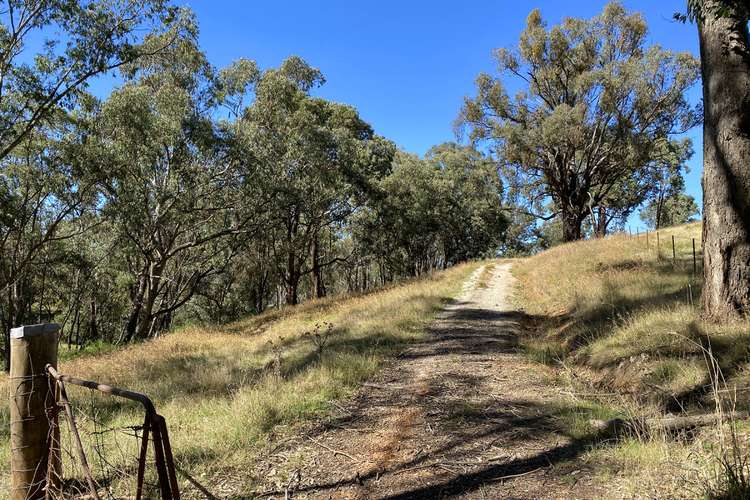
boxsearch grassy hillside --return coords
[0,262,478,496]
[513,223,750,497]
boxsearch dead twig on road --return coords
[491,466,545,483]
[308,437,360,462]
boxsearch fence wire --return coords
[627,228,702,274]
[46,382,164,499]
[20,366,182,500]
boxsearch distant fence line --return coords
[626,227,702,277]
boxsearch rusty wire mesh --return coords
[48,385,160,498]
[38,368,179,500]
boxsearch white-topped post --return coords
[9,323,60,500]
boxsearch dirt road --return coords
[257,263,609,499]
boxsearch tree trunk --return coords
[311,236,326,298]
[255,271,267,313]
[4,281,23,371]
[285,279,298,305]
[136,264,163,339]
[698,2,750,321]
[285,251,299,305]
[88,296,98,342]
[655,192,665,230]
[284,208,301,306]
[595,206,607,238]
[561,208,584,242]
[122,274,146,343]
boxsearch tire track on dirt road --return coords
[256,263,612,499]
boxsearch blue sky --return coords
[189,0,703,230]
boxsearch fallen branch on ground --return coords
[308,436,360,462]
[589,411,748,436]
[490,466,545,483]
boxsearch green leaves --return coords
[0,0,183,162]
[459,0,700,241]
[357,144,507,274]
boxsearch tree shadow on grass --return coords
[58,293,459,443]
[521,256,750,412]
[251,295,622,498]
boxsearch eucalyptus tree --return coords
[354,147,506,277]
[0,0,182,162]
[685,0,750,320]
[425,143,506,264]
[91,24,262,341]
[354,152,447,278]
[242,57,394,305]
[640,192,699,230]
[0,0,180,367]
[459,1,700,242]
[0,119,96,366]
[591,138,693,236]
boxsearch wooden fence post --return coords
[10,323,60,500]
[693,238,698,276]
[656,232,661,258]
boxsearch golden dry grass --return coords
[514,222,750,406]
[0,262,479,496]
[513,223,750,497]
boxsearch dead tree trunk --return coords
[698,1,750,321]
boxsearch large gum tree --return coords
[689,0,750,320]
[0,0,181,368]
[459,1,700,242]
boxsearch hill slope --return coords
[514,223,750,497]
[1,263,478,496]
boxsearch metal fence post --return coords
[672,235,676,263]
[10,323,60,500]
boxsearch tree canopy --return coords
[458,1,700,241]
[0,5,510,368]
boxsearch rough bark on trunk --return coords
[561,208,584,242]
[698,2,750,321]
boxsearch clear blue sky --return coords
[185,0,702,230]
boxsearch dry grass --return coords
[0,262,478,497]
[512,223,750,498]
[513,222,750,407]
